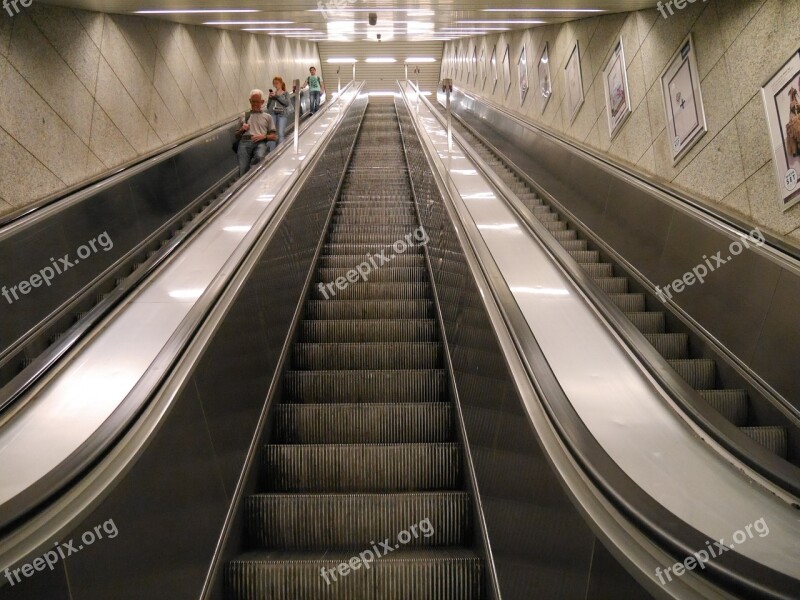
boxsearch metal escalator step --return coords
[699,390,748,426]
[550,229,577,242]
[317,267,427,284]
[320,254,424,269]
[332,215,418,226]
[542,220,567,232]
[593,277,628,293]
[644,333,689,359]
[626,312,665,334]
[568,250,599,263]
[609,293,645,312]
[560,239,589,252]
[326,231,425,244]
[311,282,430,301]
[581,263,614,277]
[273,403,453,443]
[739,426,788,458]
[323,243,424,255]
[263,443,461,492]
[532,210,559,222]
[668,359,716,389]
[293,342,441,370]
[300,319,436,343]
[335,207,415,216]
[284,370,446,404]
[245,492,469,549]
[226,548,482,600]
[306,299,432,319]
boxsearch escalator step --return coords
[644,333,689,359]
[284,370,446,404]
[626,312,665,334]
[245,492,470,549]
[740,426,788,458]
[300,319,437,343]
[332,215,419,226]
[559,239,588,252]
[320,254,424,269]
[668,359,716,389]
[542,220,567,232]
[311,282,431,301]
[293,342,441,370]
[306,299,432,320]
[317,267,427,284]
[335,207,415,216]
[568,250,599,263]
[226,548,482,600]
[594,277,629,294]
[263,443,461,492]
[609,293,645,313]
[699,390,748,426]
[550,229,577,242]
[580,263,614,278]
[273,403,453,443]
[323,243,424,255]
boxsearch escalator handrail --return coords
[398,81,800,600]
[0,83,349,420]
[416,83,800,500]
[0,82,365,541]
[447,86,800,273]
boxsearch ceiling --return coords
[43,1,659,42]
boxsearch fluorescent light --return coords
[327,57,358,63]
[456,20,546,24]
[242,28,313,31]
[365,57,397,63]
[441,27,510,31]
[308,8,436,13]
[135,9,259,14]
[483,8,604,12]
[405,57,436,63]
[204,20,293,25]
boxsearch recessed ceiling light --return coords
[135,9,259,13]
[405,58,437,63]
[203,20,293,25]
[327,58,358,63]
[365,57,397,63]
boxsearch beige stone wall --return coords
[443,0,800,248]
[0,6,320,217]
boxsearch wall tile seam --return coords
[0,122,67,190]
[72,7,103,53]
[88,100,138,165]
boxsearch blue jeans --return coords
[273,112,288,143]
[310,90,321,114]
[237,139,275,176]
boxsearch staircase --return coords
[226,99,483,599]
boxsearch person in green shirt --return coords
[303,66,325,114]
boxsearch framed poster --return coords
[761,49,800,211]
[565,40,584,123]
[602,37,632,139]
[660,34,707,164]
[479,47,486,88]
[472,46,478,85]
[538,42,552,113]
[502,44,511,96]
[518,44,529,105]
[491,45,498,92]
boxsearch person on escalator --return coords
[302,66,324,114]
[268,77,290,144]
[234,89,277,176]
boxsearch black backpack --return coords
[231,111,252,153]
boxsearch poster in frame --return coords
[761,49,800,212]
[502,44,511,96]
[659,34,707,164]
[565,40,584,124]
[537,42,552,113]
[479,47,486,89]
[602,36,632,140]
[518,44,529,105]
[491,45,498,92]
[472,46,478,85]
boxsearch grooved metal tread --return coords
[284,369,447,403]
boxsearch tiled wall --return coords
[442,1,800,248]
[0,6,320,218]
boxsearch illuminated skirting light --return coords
[478,223,519,230]
[257,194,275,202]
[135,8,259,13]
[450,169,478,175]
[169,288,206,300]
[223,225,252,232]
[365,57,397,63]
[510,286,570,296]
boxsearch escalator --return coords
[225,99,483,599]
[438,108,791,462]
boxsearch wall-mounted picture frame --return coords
[537,42,552,113]
[565,40,584,124]
[761,48,800,212]
[518,44,529,105]
[479,47,486,89]
[491,45,498,92]
[472,46,478,85]
[502,44,511,96]
[602,36,632,140]
[659,34,707,164]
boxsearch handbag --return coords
[231,111,252,153]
